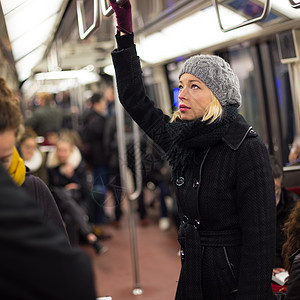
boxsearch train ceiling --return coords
[0,0,299,83]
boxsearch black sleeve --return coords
[22,174,69,239]
[116,32,134,50]
[111,43,172,153]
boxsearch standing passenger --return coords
[25,92,64,137]
[80,93,110,234]
[108,1,276,299]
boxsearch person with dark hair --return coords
[80,93,111,236]
[108,2,276,299]
[269,155,299,275]
[25,92,65,137]
[281,200,300,298]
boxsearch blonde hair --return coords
[170,92,223,124]
[37,92,53,104]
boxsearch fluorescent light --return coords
[104,64,115,76]
[11,15,57,61]
[1,0,65,81]
[16,46,46,81]
[34,70,100,85]
[1,1,28,15]
[3,0,63,42]
[136,6,260,64]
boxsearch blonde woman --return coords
[109,1,276,299]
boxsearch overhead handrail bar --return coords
[289,0,300,8]
[76,0,101,39]
[212,0,271,32]
[77,0,128,39]
[100,0,128,17]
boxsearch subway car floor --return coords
[80,190,181,300]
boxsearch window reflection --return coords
[228,47,264,139]
[270,39,295,164]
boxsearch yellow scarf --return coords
[8,147,26,186]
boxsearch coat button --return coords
[193,219,201,230]
[249,128,256,135]
[193,180,199,188]
[182,215,189,224]
[176,177,185,186]
[180,249,185,261]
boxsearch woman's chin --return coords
[181,113,197,121]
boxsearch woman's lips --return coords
[179,104,190,112]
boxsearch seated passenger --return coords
[269,155,299,275]
[17,126,48,184]
[46,133,106,253]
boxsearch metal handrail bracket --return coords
[212,0,271,32]
[77,0,101,39]
[100,0,128,17]
[289,0,300,8]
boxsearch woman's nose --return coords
[178,88,187,100]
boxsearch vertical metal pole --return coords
[113,76,143,295]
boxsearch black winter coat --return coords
[22,169,68,238]
[0,163,96,300]
[47,160,90,206]
[111,37,276,300]
[80,109,107,167]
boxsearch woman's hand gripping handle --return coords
[109,0,132,34]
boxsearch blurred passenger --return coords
[25,92,64,137]
[281,200,300,298]
[109,1,276,298]
[17,126,48,184]
[104,85,116,116]
[269,155,299,275]
[103,105,123,227]
[147,148,173,231]
[46,133,105,253]
[0,162,97,300]
[0,77,68,237]
[42,127,59,146]
[288,135,300,165]
[80,93,110,235]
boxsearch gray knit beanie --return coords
[179,54,241,108]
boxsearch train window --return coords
[173,88,179,108]
[270,39,295,164]
[228,46,265,138]
[213,0,271,32]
